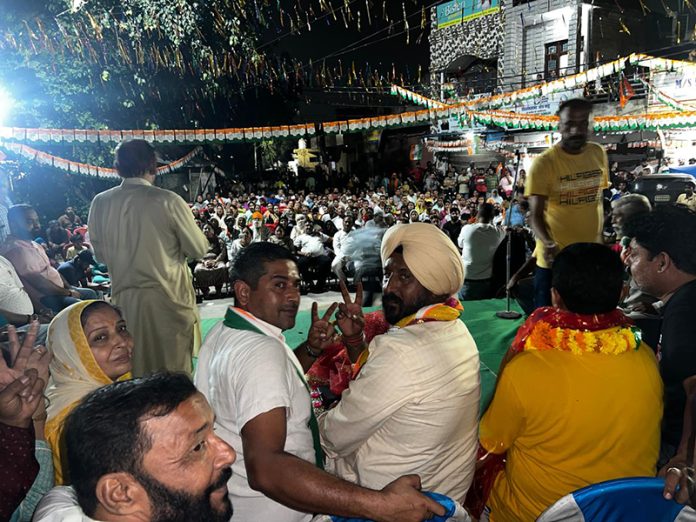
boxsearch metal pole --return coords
[496,149,523,320]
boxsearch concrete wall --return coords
[500,0,583,91]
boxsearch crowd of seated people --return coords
[186,160,531,299]
[5,148,696,522]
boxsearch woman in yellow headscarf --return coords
[45,300,134,484]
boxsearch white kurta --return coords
[33,486,98,522]
[88,177,207,376]
[319,319,481,503]
[194,311,315,522]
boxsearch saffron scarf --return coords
[355,297,464,372]
[511,306,641,355]
[222,307,325,469]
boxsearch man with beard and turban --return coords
[318,222,481,502]
[526,98,608,308]
[33,372,237,522]
[195,242,445,522]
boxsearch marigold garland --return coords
[524,322,641,355]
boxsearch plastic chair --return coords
[537,477,696,522]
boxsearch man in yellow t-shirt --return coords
[676,182,696,211]
[526,98,608,307]
[479,243,662,521]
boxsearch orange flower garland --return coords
[524,321,640,355]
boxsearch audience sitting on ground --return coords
[227,226,252,266]
[64,233,90,261]
[0,205,97,313]
[44,301,134,485]
[57,250,97,291]
[34,372,236,522]
[294,223,332,293]
[0,254,53,343]
[193,224,229,297]
[45,220,71,261]
[268,224,294,252]
[473,243,662,521]
[57,206,82,231]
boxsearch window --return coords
[545,39,568,80]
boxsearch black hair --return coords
[64,372,197,516]
[7,204,35,224]
[113,139,156,179]
[557,98,593,115]
[551,243,624,314]
[478,202,495,223]
[230,242,296,289]
[623,205,696,275]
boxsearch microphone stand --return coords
[496,149,523,320]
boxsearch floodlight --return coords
[0,88,13,128]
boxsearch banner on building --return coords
[436,0,500,30]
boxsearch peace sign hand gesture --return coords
[0,322,51,390]
[0,322,51,429]
[0,369,45,428]
[307,302,339,355]
[335,280,365,340]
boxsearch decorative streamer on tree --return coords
[402,2,410,44]
[619,18,631,35]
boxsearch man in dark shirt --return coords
[57,250,98,293]
[442,207,463,248]
[624,205,696,464]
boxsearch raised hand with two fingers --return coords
[335,280,365,340]
[308,302,339,355]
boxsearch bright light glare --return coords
[0,88,13,127]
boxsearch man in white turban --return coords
[318,223,481,503]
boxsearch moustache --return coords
[206,467,233,496]
[382,293,403,307]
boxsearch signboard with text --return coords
[650,71,696,104]
[436,0,499,30]
[515,89,584,115]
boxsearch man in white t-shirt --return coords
[331,215,355,281]
[457,203,505,300]
[194,243,444,522]
[0,254,51,343]
[0,254,34,321]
